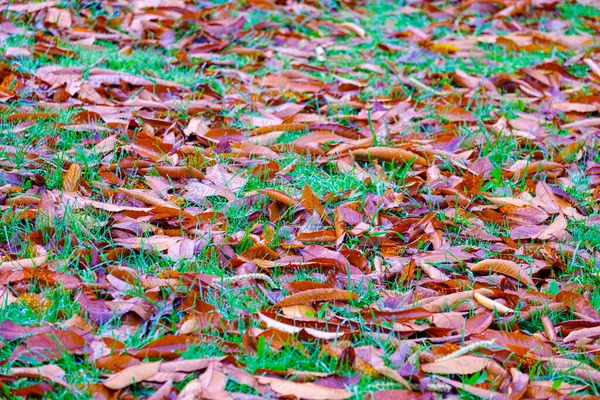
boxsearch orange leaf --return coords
[301,184,331,225]
[470,259,535,288]
[295,230,337,243]
[259,188,299,207]
[249,123,305,137]
[352,147,427,166]
[62,163,82,192]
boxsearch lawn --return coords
[1,0,600,398]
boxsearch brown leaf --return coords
[114,235,181,252]
[439,105,477,122]
[474,330,554,357]
[552,365,600,386]
[9,364,73,389]
[96,355,141,372]
[205,164,247,193]
[259,188,299,207]
[12,330,87,362]
[184,181,235,202]
[176,379,205,400]
[525,380,587,398]
[132,335,203,359]
[295,230,338,243]
[533,181,560,214]
[563,325,600,343]
[367,390,424,400]
[147,380,173,400]
[557,291,600,321]
[62,163,82,192]
[103,361,161,389]
[274,288,359,307]
[257,376,352,399]
[352,147,427,166]
[434,376,507,400]
[118,188,178,209]
[45,7,72,28]
[0,255,48,270]
[508,160,564,180]
[470,259,535,288]
[339,22,366,39]
[0,287,18,309]
[508,368,529,400]
[418,289,493,312]
[421,355,490,374]
[78,83,114,106]
[256,312,348,340]
[301,184,331,225]
[464,313,493,336]
[249,123,306,136]
[9,382,55,397]
[160,356,238,373]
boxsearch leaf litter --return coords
[0,0,600,398]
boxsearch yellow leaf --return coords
[474,292,514,315]
[428,43,461,54]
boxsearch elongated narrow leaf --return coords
[103,362,161,389]
[421,355,490,374]
[352,147,427,166]
[257,376,352,400]
[274,289,358,307]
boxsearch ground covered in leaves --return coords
[1,0,600,398]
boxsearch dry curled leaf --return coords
[274,288,359,307]
[352,147,427,166]
[470,259,535,288]
[474,292,515,315]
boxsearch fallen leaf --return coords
[103,361,162,389]
[62,163,82,192]
[470,259,535,288]
[421,355,490,374]
[274,288,359,307]
[257,376,352,399]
